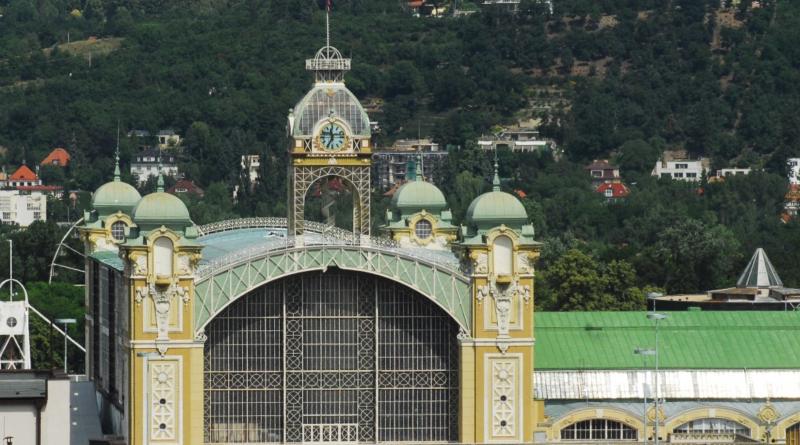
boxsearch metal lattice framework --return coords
[203,271,459,443]
[289,165,371,239]
[194,242,471,335]
[197,217,354,239]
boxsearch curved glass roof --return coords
[293,84,371,137]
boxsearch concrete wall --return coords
[42,378,71,444]
[0,404,37,445]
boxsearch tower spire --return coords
[492,149,500,191]
[114,121,121,182]
[326,1,331,49]
[306,1,350,83]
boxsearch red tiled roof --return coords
[167,179,205,197]
[595,182,630,198]
[40,148,70,167]
[584,159,619,171]
[10,165,38,181]
[17,185,63,192]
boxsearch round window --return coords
[415,220,433,240]
[6,316,17,328]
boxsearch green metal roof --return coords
[90,250,124,271]
[391,180,448,215]
[534,311,800,370]
[92,179,141,217]
[465,190,528,230]
[132,191,192,229]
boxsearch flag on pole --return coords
[326,0,332,11]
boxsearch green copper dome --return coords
[92,158,142,216]
[392,180,447,215]
[465,164,527,230]
[132,191,192,229]
[466,190,528,229]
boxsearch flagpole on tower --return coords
[326,0,331,48]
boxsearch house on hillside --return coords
[716,167,752,178]
[478,123,552,154]
[595,181,630,203]
[40,147,70,167]
[584,159,621,187]
[788,158,800,185]
[241,155,260,189]
[372,139,448,190]
[130,148,178,185]
[7,165,42,188]
[167,179,204,198]
[156,129,181,149]
[0,190,46,226]
[783,184,800,222]
[652,150,709,182]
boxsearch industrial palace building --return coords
[71,38,800,445]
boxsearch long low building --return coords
[533,311,800,445]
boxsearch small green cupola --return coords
[131,172,193,234]
[91,153,142,217]
[461,159,536,245]
[383,159,457,249]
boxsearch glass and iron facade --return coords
[203,270,460,443]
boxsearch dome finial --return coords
[492,149,500,191]
[156,160,164,193]
[113,121,121,182]
[415,153,423,182]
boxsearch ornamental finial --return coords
[492,150,501,192]
[114,121,121,182]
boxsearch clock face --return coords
[319,123,346,151]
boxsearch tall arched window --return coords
[561,419,637,441]
[153,237,173,277]
[493,235,513,276]
[674,418,750,436]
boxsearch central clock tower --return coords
[287,44,372,240]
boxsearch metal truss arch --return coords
[289,165,371,238]
[194,245,472,336]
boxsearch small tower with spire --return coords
[455,155,541,444]
[79,139,142,254]
[382,155,457,249]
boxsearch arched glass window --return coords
[414,219,432,239]
[493,235,513,276]
[674,418,750,436]
[111,221,127,242]
[153,237,173,277]
[561,419,637,441]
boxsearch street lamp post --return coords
[634,347,656,445]
[647,312,668,445]
[55,318,76,373]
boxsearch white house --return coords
[652,150,709,182]
[130,148,179,185]
[716,167,752,178]
[788,158,800,185]
[241,154,260,185]
[0,190,46,227]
